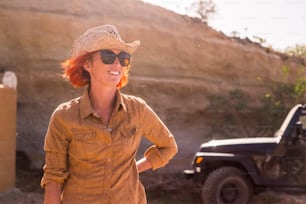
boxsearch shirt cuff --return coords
[144,146,167,170]
[41,175,65,188]
[41,167,68,188]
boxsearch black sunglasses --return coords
[99,50,131,66]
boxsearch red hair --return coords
[61,52,130,89]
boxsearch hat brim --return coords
[95,35,140,55]
[70,34,140,59]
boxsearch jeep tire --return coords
[202,166,253,204]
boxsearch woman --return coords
[41,24,178,204]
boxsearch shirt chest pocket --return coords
[71,131,110,160]
[121,126,140,153]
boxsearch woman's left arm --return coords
[139,102,178,172]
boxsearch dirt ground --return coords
[1,169,306,204]
[0,169,44,204]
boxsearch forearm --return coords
[144,139,178,170]
[44,181,62,204]
[136,157,152,173]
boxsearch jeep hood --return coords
[200,137,281,155]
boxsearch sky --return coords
[142,0,306,51]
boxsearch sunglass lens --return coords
[100,50,131,66]
[100,50,116,64]
[118,52,131,66]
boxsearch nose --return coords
[112,57,122,68]
[112,57,121,67]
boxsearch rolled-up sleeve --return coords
[141,102,178,170]
[41,109,70,188]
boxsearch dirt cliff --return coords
[0,0,305,170]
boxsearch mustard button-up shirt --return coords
[41,89,178,204]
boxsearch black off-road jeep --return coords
[184,104,306,204]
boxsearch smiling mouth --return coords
[108,71,120,76]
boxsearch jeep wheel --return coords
[202,166,253,204]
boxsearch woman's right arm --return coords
[42,109,70,204]
[44,181,62,204]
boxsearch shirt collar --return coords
[115,90,127,113]
[80,87,127,119]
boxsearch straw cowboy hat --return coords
[70,24,140,59]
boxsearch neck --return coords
[89,84,117,109]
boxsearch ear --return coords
[83,60,92,72]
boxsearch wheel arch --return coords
[196,152,262,185]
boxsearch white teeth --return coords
[108,71,120,76]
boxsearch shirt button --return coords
[107,158,112,162]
